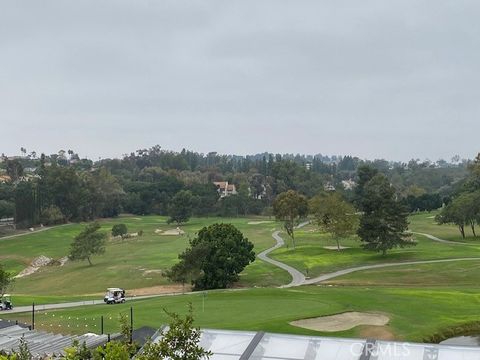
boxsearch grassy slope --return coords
[269,213,480,279]
[409,211,480,242]
[3,212,480,341]
[0,216,289,296]
[4,286,480,342]
[325,261,480,286]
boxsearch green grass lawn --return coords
[409,211,480,243]
[0,216,288,296]
[324,260,480,287]
[3,212,480,342]
[270,222,480,279]
[2,212,480,296]
[3,286,480,342]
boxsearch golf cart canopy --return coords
[106,288,124,292]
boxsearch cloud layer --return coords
[1,1,479,161]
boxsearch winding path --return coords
[410,231,470,245]
[260,227,480,288]
[303,257,480,285]
[0,224,73,242]
[258,231,306,288]
[257,221,310,287]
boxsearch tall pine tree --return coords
[357,173,415,255]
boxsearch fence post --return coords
[31,302,35,330]
[130,306,133,344]
[101,316,104,335]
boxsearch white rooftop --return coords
[147,328,480,360]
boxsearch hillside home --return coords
[214,181,237,198]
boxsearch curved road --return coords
[411,231,470,245]
[303,257,480,285]
[0,224,73,242]
[259,227,480,288]
[257,221,310,287]
[258,231,306,288]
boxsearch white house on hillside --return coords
[214,181,237,198]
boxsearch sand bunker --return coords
[154,229,163,234]
[290,312,389,332]
[323,246,351,250]
[15,255,54,278]
[143,269,163,277]
[247,221,273,225]
[162,228,185,236]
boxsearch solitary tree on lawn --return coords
[112,223,128,239]
[309,192,358,250]
[69,222,106,265]
[273,190,308,249]
[168,223,255,290]
[357,173,414,255]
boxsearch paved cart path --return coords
[259,227,480,287]
[303,257,480,285]
[0,224,73,241]
[5,293,194,314]
[410,231,470,245]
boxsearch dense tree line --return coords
[0,146,472,228]
[436,154,480,238]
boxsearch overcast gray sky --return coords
[1,0,479,161]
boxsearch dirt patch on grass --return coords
[161,228,185,236]
[360,326,395,340]
[247,221,273,225]
[142,269,163,276]
[323,246,351,250]
[128,284,188,296]
[290,312,389,332]
[15,255,54,278]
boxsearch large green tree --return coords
[0,200,14,219]
[166,242,210,292]
[273,190,308,249]
[169,224,255,290]
[69,222,106,265]
[5,159,23,182]
[111,223,128,238]
[309,193,358,250]
[357,174,414,255]
[167,190,197,225]
[436,191,480,238]
[354,165,378,209]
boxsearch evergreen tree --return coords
[357,174,414,255]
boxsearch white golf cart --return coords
[0,294,13,311]
[103,288,126,304]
